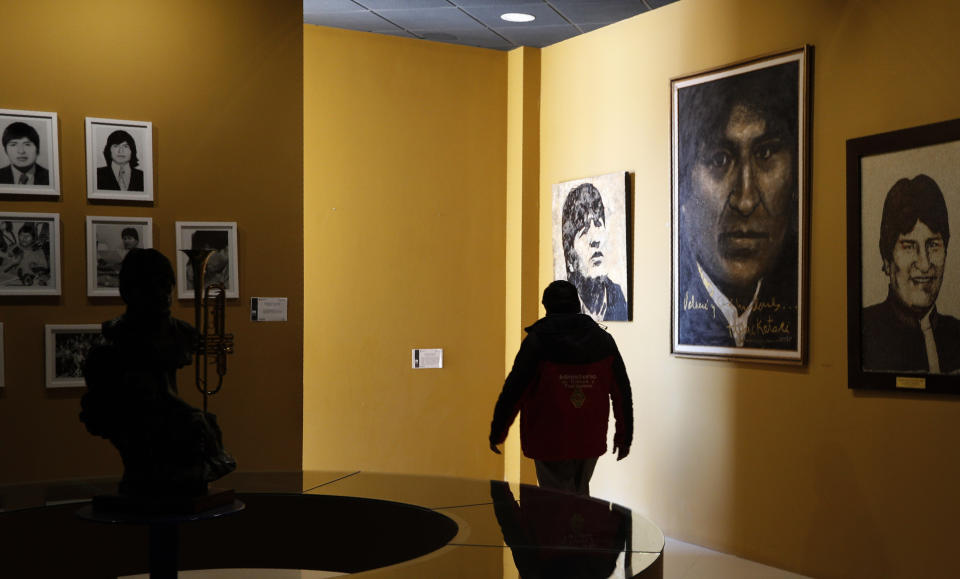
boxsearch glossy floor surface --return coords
[0,470,663,578]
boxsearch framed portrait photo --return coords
[0,212,61,295]
[175,221,239,300]
[85,117,154,202]
[847,118,960,393]
[670,46,810,364]
[0,108,60,197]
[44,324,105,389]
[551,171,631,322]
[85,216,153,297]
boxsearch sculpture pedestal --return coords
[92,487,235,515]
[77,497,245,578]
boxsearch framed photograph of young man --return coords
[45,324,105,389]
[0,212,60,295]
[85,216,153,297]
[175,221,239,300]
[85,117,154,202]
[671,46,810,364]
[0,108,60,197]
[551,171,631,322]
[847,118,960,393]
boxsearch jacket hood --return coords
[525,313,605,356]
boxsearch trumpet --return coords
[182,249,235,412]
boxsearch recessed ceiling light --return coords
[500,13,535,23]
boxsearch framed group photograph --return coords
[670,46,810,364]
[44,324,105,389]
[85,216,153,297]
[0,108,60,197]
[847,118,960,393]
[85,117,154,202]
[551,171,631,322]
[0,212,60,295]
[175,221,239,300]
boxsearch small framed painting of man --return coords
[847,118,960,393]
[551,171,631,322]
[85,117,154,202]
[175,221,239,300]
[0,212,61,295]
[671,46,810,364]
[85,216,153,297]
[0,109,60,197]
[45,324,106,389]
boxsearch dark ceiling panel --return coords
[378,6,488,30]
[357,0,451,8]
[304,0,366,12]
[496,23,580,48]
[304,10,404,32]
[550,0,647,25]
[646,0,681,8]
[415,27,515,50]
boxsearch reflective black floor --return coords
[0,471,664,578]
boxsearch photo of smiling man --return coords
[552,172,630,322]
[861,175,960,374]
[672,49,807,360]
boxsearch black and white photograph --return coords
[551,171,630,322]
[45,324,105,389]
[85,117,153,202]
[0,108,60,197]
[175,221,239,299]
[0,212,60,295]
[85,216,153,297]
[671,47,809,363]
[847,118,960,393]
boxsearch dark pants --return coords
[534,457,598,495]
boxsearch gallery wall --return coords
[0,0,304,483]
[539,0,960,577]
[302,26,508,479]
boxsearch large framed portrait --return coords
[85,117,154,202]
[85,216,153,297]
[847,118,960,393]
[175,221,239,300]
[0,212,60,295]
[670,46,810,364]
[551,171,631,322]
[0,108,60,197]
[44,324,106,389]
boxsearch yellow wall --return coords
[540,0,960,577]
[0,0,304,483]
[303,26,507,479]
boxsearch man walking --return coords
[489,280,633,495]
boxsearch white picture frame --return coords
[85,117,154,202]
[44,324,105,389]
[175,221,239,300]
[0,108,60,197]
[0,212,61,295]
[85,216,154,297]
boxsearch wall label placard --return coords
[412,349,443,369]
[251,297,288,322]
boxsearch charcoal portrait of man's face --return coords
[673,55,803,358]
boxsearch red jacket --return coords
[490,314,632,461]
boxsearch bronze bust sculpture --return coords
[80,248,235,498]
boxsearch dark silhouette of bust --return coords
[80,248,236,497]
